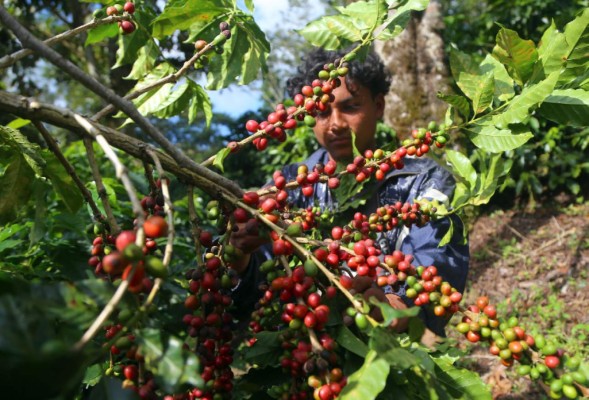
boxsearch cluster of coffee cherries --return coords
[248,260,347,399]
[180,249,238,400]
[92,2,136,34]
[194,22,232,58]
[87,214,168,292]
[242,58,351,152]
[276,336,345,400]
[454,297,587,399]
[102,308,162,399]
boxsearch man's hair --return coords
[286,47,391,99]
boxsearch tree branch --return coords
[0,90,240,203]
[0,6,243,198]
[0,15,131,69]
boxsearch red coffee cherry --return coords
[120,20,136,34]
[143,215,168,238]
[123,2,135,13]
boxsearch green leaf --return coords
[538,88,589,127]
[85,22,119,45]
[322,15,363,42]
[369,299,420,327]
[126,41,160,80]
[449,48,479,83]
[212,148,231,173]
[369,328,421,370]
[480,54,515,101]
[188,80,213,126]
[152,0,233,38]
[492,28,538,86]
[29,180,47,244]
[338,0,386,27]
[445,150,477,189]
[559,8,589,85]
[472,153,512,206]
[83,363,106,388]
[438,217,453,247]
[431,353,492,399]
[297,19,345,50]
[243,330,283,367]
[380,0,429,40]
[6,118,31,129]
[493,71,559,129]
[466,122,533,153]
[43,151,84,213]
[138,328,202,393]
[339,350,390,399]
[0,125,45,176]
[336,325,368,358]
[152,81,192,119]
[206,16,270,89]
[436,92,471,120]
[529,20,567,83]
[471,72,495,115]
[244,0,254,12]
[0,154,35,223]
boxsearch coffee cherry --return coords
[116,230,137,252]
[304,115,316,127]
[219,21,230,31]
[106,5,118,16]
[123,2,135,13]
[195,39,208,51]
[144,215,168,238]
[245,120,259,133]
[545,355,560,369]
[120,20,136,34]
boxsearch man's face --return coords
[313,78,385,162]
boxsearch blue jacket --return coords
[232,148,469,336]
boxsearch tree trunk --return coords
[375,0,450,138]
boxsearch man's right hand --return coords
[228,219,268,275]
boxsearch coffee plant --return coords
[0,1,588,399]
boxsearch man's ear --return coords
[374,93,385,119]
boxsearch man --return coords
[230,47,469,337]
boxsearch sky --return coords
[208,0,324,117]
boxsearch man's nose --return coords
[329,109,348,132]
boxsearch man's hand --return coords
[228,220,268,275]
[351,276,409,333]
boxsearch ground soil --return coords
[453,201,589,399]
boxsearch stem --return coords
[187,186,204,261]
[33,121,103,220]
[91,43,214,121]
[0,15,131,69]
[83,137,120,234]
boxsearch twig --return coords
[143,149,175,307]
[0,15,131,69]
[91,41,219,121]
[506,224,529,242]
[33,120,103,220]
[187,186,204,261]
[146,148,174,267]
[83,137,120,234]
[72,113,146,350]
[0,91,242,202]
